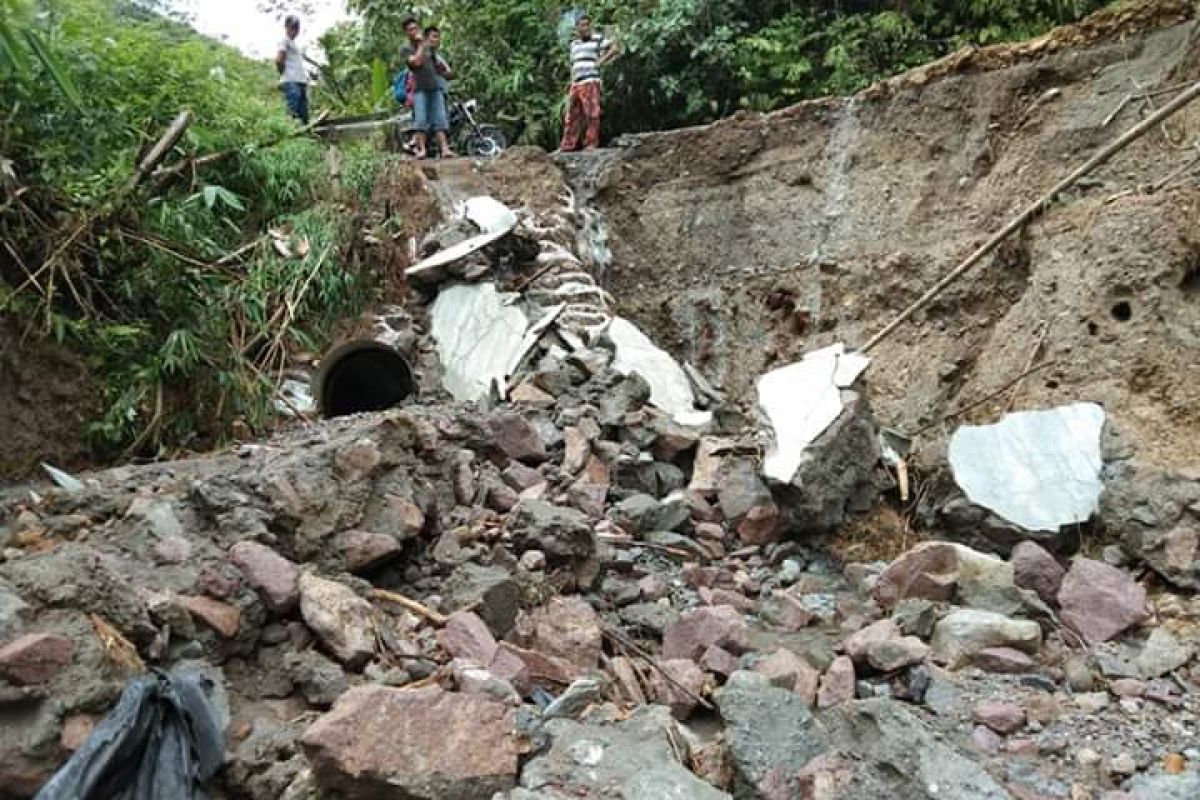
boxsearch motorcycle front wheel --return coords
[463,126,508,158]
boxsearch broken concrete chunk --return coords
[229,541,300,614]
[1057,557,1149,644]
[607,317,712,427]
[931,609,1041,669]
[757,343,870,484]
[302,685,519,800]
[948,402,1105,532]
[298,573,376,668]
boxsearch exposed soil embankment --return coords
[590,3,1200,468]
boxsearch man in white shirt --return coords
[275,15,309,124]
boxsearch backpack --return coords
[392,69,409,104]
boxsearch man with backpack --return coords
[560,14,620,152]
[399,18,455,159]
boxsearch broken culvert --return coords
[312,340,415,418]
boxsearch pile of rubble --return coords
[1,180,1198,800]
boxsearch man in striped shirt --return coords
[559,15,620,152]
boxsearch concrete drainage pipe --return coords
[311,340,416,418]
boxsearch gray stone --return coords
[714,682,826,796]
[508,500,597,564]
[819,699,1015,799]
[542,677,604,721]
[1101,461,1200,590]
[520,704,731,799]
[610,493,689,534]
[1133,628,1193,679]
[619,603,681,638]
[1127,771,1200,800]
[444,563,521,637]
[771,391,884,535]
[284,649,349,707]
[931,609,1041,669]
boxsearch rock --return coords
[229,541,300,613]
[0,632,74,685]
[1128,770,1200,800]
[1133,628,1193,679]
[610,492,689,534]
[503,462,545,492]
[440,611,499,665]
[454,663,520,705]
[302,685,518,799]
[619,602,681,638]
[649,658,706,719]
[1110,678,1146,698]
[60,714,96,751]
[511,381,555,408]
[689,437,736,494]
[650,418,700,462]
[843,618,899,664]
[182,595,241,639]
[817,656,855,708]
[1102,461,1200,590]
[893,598,938,638]
[662,606,750,662]
[285,649,349,707]
[562,426,590,475]
[818,698,1014,799]
[1108,753,1137,776]
[298,573,376,668]
[698,586,756,614]
[334,438,382,482]
[873,542,961,608]
[931,609,1041,668]
[335,530,402,572]
[1064,656,1096,691]
[523,596,602,671]
[753,649,820,706]
[443,563,521,637]
[519,550,546,572]
[760,592,817,631]
[700,645,740,678]
[520,705,730,799]
[568,455,611,518]
[866,637,930,672]
[1011,541,1065,607]
[714,681,825,797]
[716,460,781,544]
[488,413,547,463]
[971,724,1003,753]
[973,700,1026,734]
[1058,558,1150,644]
[508,500,597,564]
[972,647,1035,674]
[1075,692,1110,713]
[542,676,603,720]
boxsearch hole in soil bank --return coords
[1087,321,1099,336]
[1110,301,1132,322]
[1181,262,1200,294]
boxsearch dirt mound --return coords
[588,1,1200,470]
[0,316,100,482]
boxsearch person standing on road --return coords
[275,15,309,124]
[560,14,620,152]
[400,19,455,159]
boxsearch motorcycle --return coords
[398,96,509,158]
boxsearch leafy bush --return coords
[1,0,372,456]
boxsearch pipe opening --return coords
[313,341,416,418]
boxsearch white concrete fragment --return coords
[757,343,871,484]
[948,402,1105,532]
[430,283,530,404]
[607,317,712,427]
[462,196,518,235]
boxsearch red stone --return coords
[662,606,750,662]
[229,541,300,613]
[439,611,498,665]
[973,700,1027,734]
[817,656,855,708]
[754,648,820,706]
[182,595,241,639]
[1058,558,1150,644]
[0,633,74,685]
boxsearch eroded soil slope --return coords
[593,0,1200,468]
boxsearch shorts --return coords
[413,90,448,132]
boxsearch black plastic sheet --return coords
[36,668,224,800]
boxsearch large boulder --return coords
[1100,461,1200,590]
[301,685,519,799]
[519,704,731,799]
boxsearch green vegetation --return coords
[320,0,1110,148]
[1,0,374,456]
